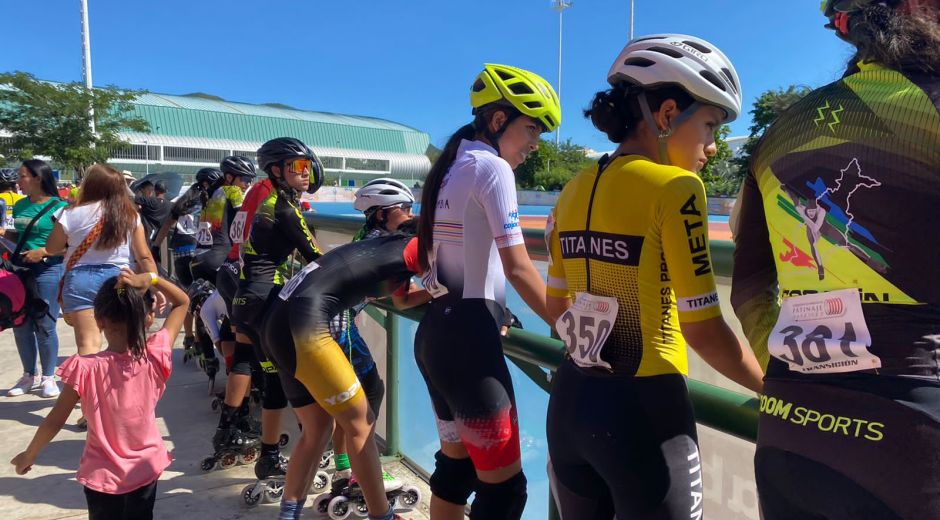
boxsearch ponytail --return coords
[93,276,155,361]
[417,122,477,271]
[839,3,940,75]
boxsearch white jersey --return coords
[429,139,524,304]
[198,290,228,345]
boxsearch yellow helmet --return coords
[470,64,562,132]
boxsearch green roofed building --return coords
[7,89,432,185]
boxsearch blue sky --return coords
[1,1,854,152]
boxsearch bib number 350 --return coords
[769,288,880,374]
[555,292,618,370]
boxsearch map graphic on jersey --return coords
[777,158,889,279]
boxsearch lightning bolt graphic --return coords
[814,101,831,127]
[827,104,844,134]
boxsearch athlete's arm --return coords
[661,175,763,393]
[729,170,780,371]
[130,221,158,274]
[153,187,197,248]
[392,281,431,309]
[277,196,321,262]
[545,208,571,323]
[499,245,551,325]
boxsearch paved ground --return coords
[0,320,435,520]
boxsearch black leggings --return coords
[84,480,157,520]
[414,298,521,471]
[547,361,701,519]
[173,256,194,289]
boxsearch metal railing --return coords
[308,213,759,516]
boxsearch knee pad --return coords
[429,451,477,506]
[470,471,527,520]
[262,372,287,410]
[230,341,254,376]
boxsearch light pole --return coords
[552,0,571,146]
[79,0,95,135]
[629,0,635,40]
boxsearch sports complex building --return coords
[5,89,433,186]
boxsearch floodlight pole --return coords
[552,0,571,146]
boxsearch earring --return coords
[658,127,673,139]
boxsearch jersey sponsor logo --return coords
[436,199,450,210]
[676,291,720,313]
[679,194,712,276]
[792,297,844,321]
[558,230,643,266]
[779,238,817,269]
[503,209,520,230]
[325,380,361,407]
[759,394,884,441]
[782,288,891,303]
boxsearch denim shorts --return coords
[61,264,123,313]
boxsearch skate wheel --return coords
[200,457,217,472]
[242,483,263,507]
[210,399,220,412]
[328,495,351,520]
[353,501,369,517]
[312,470,331,492]
[396,485,421,511]
[219,451,238,470]
[319,449,334,469]
[279,433,290,447]
[263,480,284,503]
[238,446,260,465]
[313,492,333,515]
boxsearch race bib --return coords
[279,261,320,300]
[420,242,449,298]
[196,221,213,246]
[555,292,618,370]
[230,212,247,244]
[178,214,198,235]
[769,288,880,374]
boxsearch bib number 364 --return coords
[555,292,618,370]
[769,288,880,374]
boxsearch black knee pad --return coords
[219,317,235,343]
[470,471,527,520]
[231,341,254,376]
[262,372,287,410]
[429,451,477,506]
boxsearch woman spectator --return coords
[23,164,157,355]
[5,160,68,398]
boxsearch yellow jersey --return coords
[546,155,722,376]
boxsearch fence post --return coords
[384,310,400,457]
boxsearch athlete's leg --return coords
[283,403,333,503]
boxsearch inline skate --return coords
[241,450,288,506]
[201,426,260,471]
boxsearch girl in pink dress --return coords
[10,268,188,520]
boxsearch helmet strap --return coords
[637,92,702,166]
[478,105,522,157]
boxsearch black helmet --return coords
[195,167,224,185]
[187,278,215,314]
[256,137,324,195]
[0,168,17,184]
[220,155,256,179]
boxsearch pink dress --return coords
[57,329,173,494]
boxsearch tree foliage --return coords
[731,85,812,176]
[0,71,149,177]
[515,138,593,191]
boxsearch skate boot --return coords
[200,426,260,471]
[241,450,288,507]
[317,471,421,519]
[182,335,196,364]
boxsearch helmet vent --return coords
[647,46,684,59]
[524,101,543,109]
[633,36,667,43]
[682,40,712,54]
[472,79,486,92]
[623,57,656,68]
[508,82,534,95]
[720,68,739,93]
[496,70,515,81]
[699,70,727,92]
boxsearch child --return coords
[10,268,188,520]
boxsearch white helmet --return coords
[354,178,415,213]
[607,34,742,123]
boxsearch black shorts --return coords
[232,281,278,346]
[215,260,240,318]
[173,256,194,289]
[756,378,940,520]
[190,249,226,284]
[547,361,701,519]
[414,297,521,471]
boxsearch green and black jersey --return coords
[731,62,940,381]
[241,189,321,285]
